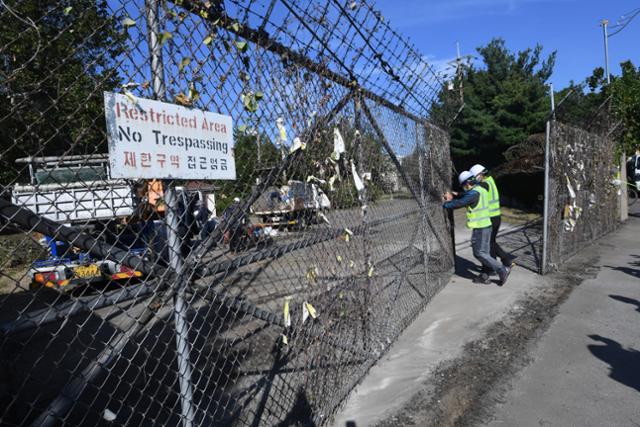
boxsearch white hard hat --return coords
[458,170,473,185]
[233,197,241,202]
[470,164,487,177]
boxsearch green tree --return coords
[553,67,609,131]
[215,130,280,212]
[611,61,640,153]
[0,0,124,184]
[434,38,555,171]
[553,62,640,152]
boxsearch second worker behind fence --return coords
[470,164,517,282]
[443,171,511,286]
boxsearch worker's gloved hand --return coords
[443,192,454,202]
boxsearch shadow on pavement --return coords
[605,255,640,280]
[455,255,479,280]
[609,294,640,313]
[272,388,316,427]
[587,334,640,393]
[496,221,543,274]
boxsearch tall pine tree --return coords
[435,38,555,171]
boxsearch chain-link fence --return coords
[541,91,622,274]
[0,1,456,425]
[489,87,624,275]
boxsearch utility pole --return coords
[601,19,611,84]
[456,42,464,103]
[447,42,473,104]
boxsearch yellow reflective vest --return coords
[484,176,501,217]
[466,186,492,229]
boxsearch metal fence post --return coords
[145,1,196,425]
[354,91,371,350]
[620,151,629,221]
[164,186,197,426]
[417,122,430,287]
[542,85,556,275]
[541,120,551,275]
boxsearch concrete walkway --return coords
[332,213,640,427]
[483,215,640,426]
[331,218,545,427]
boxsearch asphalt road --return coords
[482,212,640,427]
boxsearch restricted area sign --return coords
[104,92,236,180]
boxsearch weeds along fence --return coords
[0,1,456,425]
[541,91,622,274]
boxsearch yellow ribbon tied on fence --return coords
[283,296,292,328]
[368,264,375,278]
[276,117,288,143]
[306,266,319,283]
[302,301,318,324]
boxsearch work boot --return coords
[472,273,491,284]
[482,268,498,277]
[498,266,511,286]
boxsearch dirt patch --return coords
[500,207,542,226]
[377,255,600,427]
[0,233,44,293]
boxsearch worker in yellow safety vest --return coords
[443,171,511,286]
[470,164,517,283]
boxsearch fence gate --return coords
[542,119,621,274]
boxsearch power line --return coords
[609,7,640,37]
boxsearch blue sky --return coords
[374,0,640,88]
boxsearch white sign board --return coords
[104,92,236,180]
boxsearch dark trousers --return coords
[481,215,512,273]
